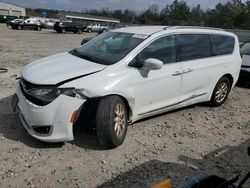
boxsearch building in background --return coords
[0,1,26,17]
[59,12,120,26]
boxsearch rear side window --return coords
[177,34,211,61]
[211,35,234,56]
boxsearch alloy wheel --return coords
[215,82,228,103]
[114,103,126,137]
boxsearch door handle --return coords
[172,71,182,76]
[183,68,193,74]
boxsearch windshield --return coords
[70,32,146,65]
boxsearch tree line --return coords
[27,0,250,29]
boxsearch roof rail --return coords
[163,26,224,31]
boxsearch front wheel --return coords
[96,96,128,148]
[209,77,231,107]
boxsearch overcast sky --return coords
[1,0,247,11]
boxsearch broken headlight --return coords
[27,88,87,103]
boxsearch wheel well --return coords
[76,95,132,124]
[106,95,132,120]
[222,74,234,87]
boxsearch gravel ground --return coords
[0,24,249,188]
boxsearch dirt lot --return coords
[0,24,249,188]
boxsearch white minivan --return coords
[12,26,241,148]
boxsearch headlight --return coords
[27,87,87,103]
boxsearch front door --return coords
[129,35,182,117]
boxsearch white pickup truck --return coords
[86,24,109,32]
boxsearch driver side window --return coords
[129,35,176,68]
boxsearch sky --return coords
[1,0,247,11]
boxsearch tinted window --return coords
[177,34,211,61]
[211,35,234,55]
[129,35,176,67]
[240,42,250,55]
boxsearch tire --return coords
[209,77,231,107]
[78,29,83,34]
[18,25,22,30]
[36,26,41,31]
[96,96,128,148]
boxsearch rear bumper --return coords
[16,85,85,142]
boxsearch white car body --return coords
[14,26,241,143]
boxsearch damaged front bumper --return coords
[13,85,86,142]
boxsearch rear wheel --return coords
[209,77,231,106]
[96,96,128,148]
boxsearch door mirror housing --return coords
[143,58,163,71]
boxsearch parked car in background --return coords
[240,41,250,82]
[6,18,24,29]
[81,36,95,45]
[12,26,241,148]
[86,24,109,32]
[98,27,110,34]
[14,18,42,31]
[54,22,83,34]
[45,20,57,29]
[81,28,110,45]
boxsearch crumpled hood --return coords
[21,52,106,85]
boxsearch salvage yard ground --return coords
[0,24,249,188]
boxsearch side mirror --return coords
[143,58,163,71]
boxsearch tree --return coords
[190,5,205,26]
[205,0,245,29]
[139,4,160,24]
[160,0,190,25]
